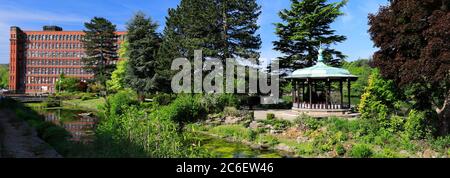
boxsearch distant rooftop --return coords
[43,26,63,31]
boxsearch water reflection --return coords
[43,110,98,143]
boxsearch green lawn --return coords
[62,98,105,111]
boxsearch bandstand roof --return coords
[286,47,358,80]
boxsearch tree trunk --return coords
[436,90,450,136]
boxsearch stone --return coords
[249,121,262,129]
[296,136,309,143]
[422,149,437,158]
[270,129,283,134]
[224,116,240,125]
[399,150,409,156]
[275,143,294,153]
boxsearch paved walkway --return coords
[253,110,301,122]
[0,109,61,158]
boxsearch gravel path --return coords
[0,108,61,158]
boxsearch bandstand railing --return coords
[293,102,350,110]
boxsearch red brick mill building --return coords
[9,26,126,94]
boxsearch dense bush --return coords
[359,69,397,122]
[153,93,176,106]
[260,115,292,131]
[162,95,207,130]
[404,110,431,139]
[266,113,275,120]
[335,144,346,156]
[56,74,87,92]
[349,144,373,158]
[224,107,240,117]
[201,94,239,114]
[101,89,138,119]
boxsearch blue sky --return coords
[0,0,389,65]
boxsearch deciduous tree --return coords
[369,0,450,135]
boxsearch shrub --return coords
[44,97,61,108]
[431,136,450,151]
[163,95,207,130]
[359,69,397,123]
[56,74,85,92]
[349,144,373,158]
[200,94,239,114]
[335,144,346,156]
[224,107,240,117]
[87,82,105,93]
[404,110,430,139]
[258,135,280,146]
[389,115,405,132]
[304,117,323,130]
[153,93,175,106]
[102,89,138,118]
[260,116,292,131]
[266,113,275,120]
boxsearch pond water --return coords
[192,134,287,158]
[40,108,97,143]
[35,107,286,158]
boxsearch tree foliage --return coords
[82,17,118,94]
[274,0,348,74]
[368,0,450,135]
[0,64,8,89]
[56,74,87,92]
[107,40,129,92]
[125,12,162,99]
[158,0,262,69]
[342,59,374,97]
[359,69,398,124]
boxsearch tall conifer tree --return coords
[125,12,162,100]
[82,17,118,95]
[273,0,348,74]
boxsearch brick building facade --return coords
[9,26,126,93]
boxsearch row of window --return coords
[27,67,91,75]
[26,77,91,86]
[26,34,126,41]
[27,34,82,41]
[27,42,85,49]
[27,51,86,58]
[27,59,85,66]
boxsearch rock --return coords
[275,143,294,153]
[296,136,308,143]
[250,144,262,150]
[399,150,409,156]
[270,129,283,134]
[249,121,262,129]
[422,149,438,158]
[224,116,241,124]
